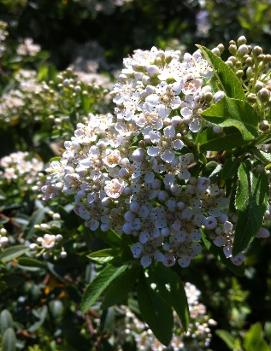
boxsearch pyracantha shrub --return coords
[43,42,271,270]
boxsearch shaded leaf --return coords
[149,264,190,331]
[137,274,173,346]
[0,245,29,263]
[196,127,244,151]
[102,266,139,308]
[2,328,16,351]
[81,264,128,312]
[233,163,269,255]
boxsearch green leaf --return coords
[137,274,173,346]
[244,323,271,351]
[233,163,269,255]
[2,328,16,351]
[196,127,244,151]
[17,257,47,269]
[102,229,122,247]
[221,157,240,181]
[29,306,48,333]
[0,310,13,333]
[197,45,245,99]
[216,330,239,350]
[81,264,128,312]
[102,266,139,308]
[0,245,29,263]
[26,206,47,239]
[87,248,117,264]
[149,264,190,331]
[235,162,250,211]
[202,97,259,141]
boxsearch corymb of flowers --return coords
[42,40,271,269]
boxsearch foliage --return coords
[0,2,271,351]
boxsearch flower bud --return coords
[213,91,225,102]
[211,48,220,56]
[258,88,270,103]
[237,35,247,45]
[228,44,237,55]
[259,120,269,131]
[238,44,249,56]
[253,46,263,56]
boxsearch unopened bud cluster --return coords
[29,211,67,259]
[221,36,271,119]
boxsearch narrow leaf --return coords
[87,248,117,264]
[197,45,245,99]
[235,162,250,211]
[233,164,269,255]
[149,264,190,331]
[0,245,29,263]
[216,330,238,350]
[2,328,16,351]
[102,266,139,308]
[137,274,173,346]
[244,323,271,351]
[81,264,128,312]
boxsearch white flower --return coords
[103,150,122,168]
[104,178,125,198]
[37,234,56,249]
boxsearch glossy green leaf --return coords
[0,310,13,333]
[221,157,240,181]
[2,328,16,351]
[18,257,47,269]
[102,266,139,308]
[244,323,271,351]
[235,162,250,211]
[216,330,240,351]
[26,206,47,239]
[202,97,259,141]
[196,127,244,151]
[81,264,128,312]
[233,163,269,255]
[197,45,245,99]
[87,248,117,264]
[149,264,190,331]
[137,274,173,346]
[0,245,29,263]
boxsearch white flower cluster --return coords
[116,282,216,351]
[28,210,67,258]
[0,70,44,125]
[17,38,41,56]
[42,46,268,268]
[30,233,62,250]
[112,46,212,134]
[0,151,43,185]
